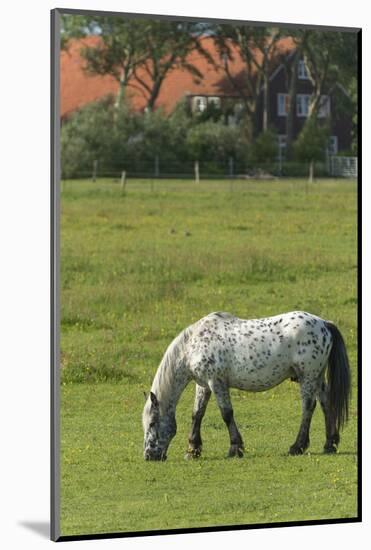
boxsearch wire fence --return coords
[61,155,357,182]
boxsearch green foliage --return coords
[61,97,116,178]
[293,119,330,163]
[186,121,249,163]
[194,102,224,123]
[348,77,358,155]
[61,14,212,111]
[60,178,357,535]
[249,129,278,165]
[61,99,253,178]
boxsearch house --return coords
[60,36,353,154]
[254,56,353,155]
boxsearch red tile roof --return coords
[60,35,294,118]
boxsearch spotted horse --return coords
[142,311,351,461]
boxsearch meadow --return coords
[60,178,358,536]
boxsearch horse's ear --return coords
[150,391,159,408]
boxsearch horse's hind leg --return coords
[317,378,340,453]
[185,384,211,459]
[210,379,244,458]
[289,378,317,455]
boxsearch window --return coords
[277,93,289,116]
[192,96,207,113]
[298,60,309,80]
[328,136,338,155]
[296,94,311,117]
[208,96,221,109]
[296,94,330,118]
[318,95,330,118]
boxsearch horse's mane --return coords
[151,324,194,407]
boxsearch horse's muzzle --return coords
[144,450,167,461]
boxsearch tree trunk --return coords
[146,77,163,111]
[114,79,126,111]
[286,50,300,156]
[309,160,314,183]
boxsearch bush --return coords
[249,129,278,166]
[186,121,250,164]
[61,98,195,178]
[61,96,116,178]
[60,94,257,179]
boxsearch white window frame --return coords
[328,136,338,155]
[192,96,208,113]
[298,60,310,80]
[296,94,311,117]
[277,93,289,116]
[318,95,331,118]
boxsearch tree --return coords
[132,20,213,111]
[249,128,278,166]
[61,15,212,113]
[293,118,329,181]
[302,30,358,120]
[213,25,286,134]
[280,29,310,154]
[61,15,150,110]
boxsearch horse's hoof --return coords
[228,445,244,458]
[323,444,337,454]
[289,445,304,456]
[184,448,201,460]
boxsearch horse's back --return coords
[186,311,331,391]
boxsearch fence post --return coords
[195,160,200,183]
[92,159,98,182]
[120,171,127,194]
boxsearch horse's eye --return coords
[149,422,155,428]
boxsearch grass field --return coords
[60,178,358,537]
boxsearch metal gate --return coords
[329,156,358,178]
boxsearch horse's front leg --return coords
[210,379,244,458]
[185,384,211,459]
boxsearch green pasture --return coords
[60,178,358,536]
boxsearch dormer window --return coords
[192,96,207,113]
[298,60,310,80]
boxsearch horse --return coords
[142,311,351,461]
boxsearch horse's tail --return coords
[325,321,351,432]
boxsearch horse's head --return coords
[142,391,176,461]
